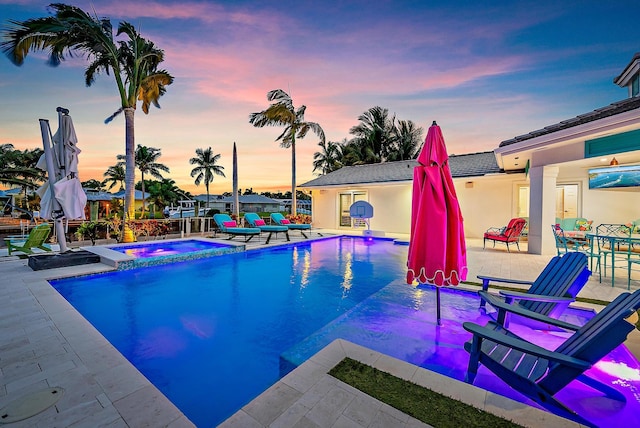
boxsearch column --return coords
[528,165,559,255]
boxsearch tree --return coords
[145,178,186,212]
[189,147,225,209]
[313,140,343,175]
[81,179,104,191]
[1,147,46,209]
[103,163,126,191]
[348,106,395,164]
[387,120,424,161]
[1,4,173,241]
[118,145,169,218]
[249,89,325,215]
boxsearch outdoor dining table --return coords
[586,231,640,289]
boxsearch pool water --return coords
[51,237,407,426]
[109,239,231,258]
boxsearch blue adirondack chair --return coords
[477,252,590,328]
[464,289,640,427]
[244,213,289,244]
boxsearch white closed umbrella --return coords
[37,107,87,252]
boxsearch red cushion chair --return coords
[483,218,527,252]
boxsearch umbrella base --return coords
[28,250,101,271]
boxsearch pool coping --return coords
[220,339,581,427]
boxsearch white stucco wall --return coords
[453,174,524,239]
[557,171,640,225]
[307,175,521,238]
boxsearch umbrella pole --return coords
[436,286,442,326]
[39,119,69,253]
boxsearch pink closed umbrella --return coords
[407,121,468,325]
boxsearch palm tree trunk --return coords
[141,171,146,218]
[122,108,136,242]
[291,137,297,216]
[206,183,210,212]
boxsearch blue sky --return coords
[1,0,638,193]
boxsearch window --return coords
[632,74,640,97]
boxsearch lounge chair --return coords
[244,213,289,245]
[477,252,590,328]
[270,213,321,239]
[5,223,52,255]
[483,217,527,252]
[463,289,640,427]
[213,214,261,243]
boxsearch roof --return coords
[299,152,502,187]
[112,190,150,200]
[499,97,640,147]
[84,190,117,201]
[220,194,280,204]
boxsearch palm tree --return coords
[349,106,396,163]
[81,179,104,191]
[189,147,226,209]
[1,4,173,241]
[118,145,169,218]
[146,178,184,210]
[312,140,343,175]
[249,89,325,216]
[387,120,424,161]
[0,144,42,189]
[103,163,126,192]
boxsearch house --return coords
[301,54,640,255]
[300,152,505,236]
[194,194,282,214]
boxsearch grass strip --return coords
[329,357,523,428]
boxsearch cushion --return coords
[223,221,237,228]
[280,219,291,224]
[575,219,592,231]
[254,219,266,226]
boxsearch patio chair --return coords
[244,213,289,245]
[463,289,640,427]
[477,251,590,328]
[483,217,527,252]
[551,225,601,282]
[5,223,52,255]
[594,223,632,281]
[213,214,261,243]
[270,213,321,239]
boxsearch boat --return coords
[164,200,206,219]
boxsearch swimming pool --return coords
[51,236,407,426]
[109,239,232,258]
[50,236,640,427]
[103,238,242,270]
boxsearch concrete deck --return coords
[0,233,638,427]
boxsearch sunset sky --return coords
[1,0,639,195]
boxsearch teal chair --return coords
[464,289,640,427]
[244,213,289,244]
[270,213,318,239]
[551,225,601,282]
[478,251,591,328]
[213,214,261,242]
[5,223,52,255]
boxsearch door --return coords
[338,191,367,228]
[555,184,579,219]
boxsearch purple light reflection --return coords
[283,284,640,428]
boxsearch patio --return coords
[0,233,638,427]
